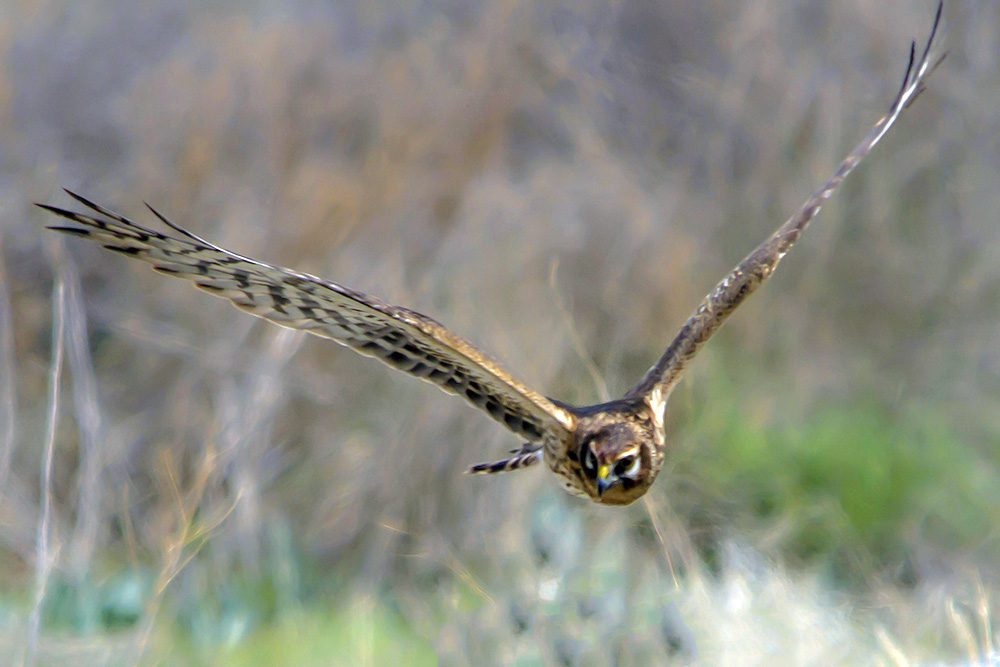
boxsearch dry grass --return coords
[2,0,999,664]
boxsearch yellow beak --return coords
[596,464,613,496]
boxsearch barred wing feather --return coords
[40,191,576,443]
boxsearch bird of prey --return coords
[39,4,944,505]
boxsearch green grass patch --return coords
[210,597,436,667]
[681,383,1000,575]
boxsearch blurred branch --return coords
[24,247,67,667]
[0,242,16,488]
[61,243,106,609]
[132,442,238,664]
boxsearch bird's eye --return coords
[583,447,597,472]
[614,454,639,478]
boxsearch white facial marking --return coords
[622,454,641,479]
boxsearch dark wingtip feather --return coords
[62,188,97,207]
[61,189,124,220]
[898,42,917,102]
[45,225,91,238]
[890,2,945,114]
[35,202,79,220]
[143,202,213,246]
[921,1,944,64]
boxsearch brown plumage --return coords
[38,4,944,505]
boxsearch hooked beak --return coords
[596,464,615,497]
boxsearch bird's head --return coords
[575,417,660,505]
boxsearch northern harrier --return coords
[39,4,944,505]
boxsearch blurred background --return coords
[1,0,998,664]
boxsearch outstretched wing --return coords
[39,191,576,443]
[627,2,945,407]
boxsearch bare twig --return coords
[24,266,67,667]
[131,440,239,664]
[62,248,107,616]
[0,245,17,488]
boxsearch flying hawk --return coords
[39,4,944,505]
